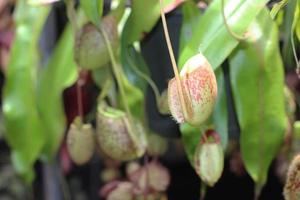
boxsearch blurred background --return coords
[0,0,299,200]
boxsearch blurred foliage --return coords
[281,0,297,69]
[37,25,77,160]
[1,0,300,194]
[2,0,50,182]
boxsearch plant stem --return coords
[159,0,189,120]
[254,184,262,200]
[65,0,78,33]
[291,29,300,78]
[100,29,132,118]
[200,184,206,200]
[221,0,247,41]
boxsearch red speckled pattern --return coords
[168,78,184,123]
[167,53,217,125]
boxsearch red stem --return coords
[76,73,84,119]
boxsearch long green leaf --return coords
[293,0,300,41]
[37,25,77,160]
[179,1,202,54]
[281,0,297,69]
[229,9,287,185]
[81,0,103,25]
[2,1,50,183]
[291,0,300,68]
[121,45,149,92]
[123,0,180,44]
[297,14,300,40]
[178,0,268,70]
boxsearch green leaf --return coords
[178,0,268,70]
[123,0,178,44]
[270,0,289,19]
[120,15,152,121]
[179,1,202,54]
[293,121,300,138]
[37,25,78,160]
[297,16,300,41]
[229,9,287,185]
[281,0,297,69]
[293,0,300,41]
[81,0,103,25]
[121,44,149,92]
[110,0,126,23]
[212,68,228,149]
[2,1,50,183]
[291,0,300,39]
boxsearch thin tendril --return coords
[221,0,247,41]
[291,30,300,77]
[159,0,189,119]
[99,27,139,145]
[126,51,161,109]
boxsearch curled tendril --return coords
[221,0,247,41]
[291,27,300,78]
[126,49,162,112]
